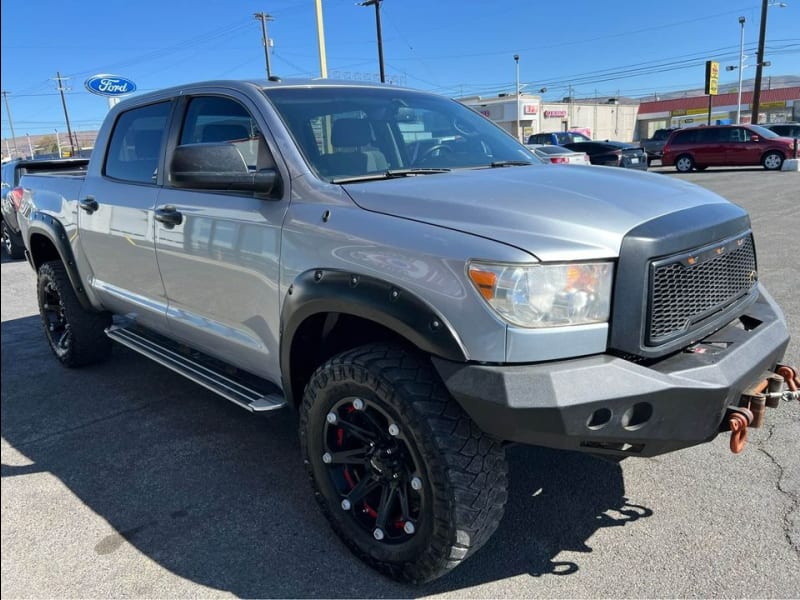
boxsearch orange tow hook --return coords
[776,365,800,394]
[728,411,751,454]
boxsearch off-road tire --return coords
[37,260,112,367]
[762,151,784,171]
[1,221,25,259]
[675,154,694,173]
[299,343,508,583]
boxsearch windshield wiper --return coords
[489,160,535,168]
[331,168,450,184]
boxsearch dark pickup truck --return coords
[1,158,88,258]
[14,79,799,583]
[641,128,677,165]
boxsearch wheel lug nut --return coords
[352,398,365,411]
[373,528,385,540]
[410,476,422,490]
[403,521,415,535]
[341,499,351,510]
[322,452,332,464]
[326,412,337,424]
[388,423,400,436]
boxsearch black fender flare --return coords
[280,269,468,399]
[26,211,94,311]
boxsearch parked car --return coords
[1,158,89,259]
[15,79,797,584]
[525,143,591,165]
[762,122,800,139]
[662,124,796,172]
[527,131,592,145]
[562,141,648,170]
[641,128,678,165]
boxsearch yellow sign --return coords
[758,101,786,109]
[705,60,719,96]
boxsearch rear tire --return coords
[1,221,25,259]
[37,261,112,367]
[762,151,784,171]
[299,343,508,583]
[675,154,694,173]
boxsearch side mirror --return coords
[751,135,760,143]
[170,143,279,195]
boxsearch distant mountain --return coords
[641,75,800,101]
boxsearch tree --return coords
[38,135,59,155]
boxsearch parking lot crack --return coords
[757,424,800,556]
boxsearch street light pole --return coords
[314,0,328,78]
[360,0,385,83]
[55,129,62,158]
[736,16,745,124]
[514,54,520,142]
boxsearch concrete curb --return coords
[780,158,800,172]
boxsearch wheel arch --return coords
[26,213,93,311]
[280,269,468,407]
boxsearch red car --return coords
[662,124,797,172]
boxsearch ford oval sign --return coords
[84,74,137,97]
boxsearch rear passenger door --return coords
[154,93,289,383]
[78,100,172,332]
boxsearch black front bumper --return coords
[432,289,790,458]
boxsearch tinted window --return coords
[104,102,171,184]
[672,129,696,144]
[177,96,271,173]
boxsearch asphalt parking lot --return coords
[2,167,799,598]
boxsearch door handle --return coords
[154,205,183,228]
[78,197,98,214]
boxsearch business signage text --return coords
[85,74,137,97]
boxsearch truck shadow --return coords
[1,314,651,597]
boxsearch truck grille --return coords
[647,234,756,344]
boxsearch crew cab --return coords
[15,79,797,584]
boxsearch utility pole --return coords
[2,91,20,157]
[254,12,274,80]
[26,133,34,159]
[54,72,77,156]
[737,16,745,124]
[314,0,328,78]
[514,54,521,142]
[55,129,63,158]
[360,0,385,83]
[751,0,769,124]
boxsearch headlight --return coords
[468,261,614,328]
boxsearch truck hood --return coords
[341,165,729,261]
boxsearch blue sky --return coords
[1,0,798,139]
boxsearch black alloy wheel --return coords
[300,344,508,583]
[1,221,25,259]
[37,261,112,367]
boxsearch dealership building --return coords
[457,93,639,142]
[457,85,799,144]
[635,86,800,139]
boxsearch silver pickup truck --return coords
[16,79,798,583]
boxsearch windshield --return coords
[749,125,779,139]
[264,86,536,182]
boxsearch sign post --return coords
[704,61,719,125]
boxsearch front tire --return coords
[1,220,25,259]
[762,151,784,171]
[675,154,694,173]
[37,261,112,367]
[299,344,508,583]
